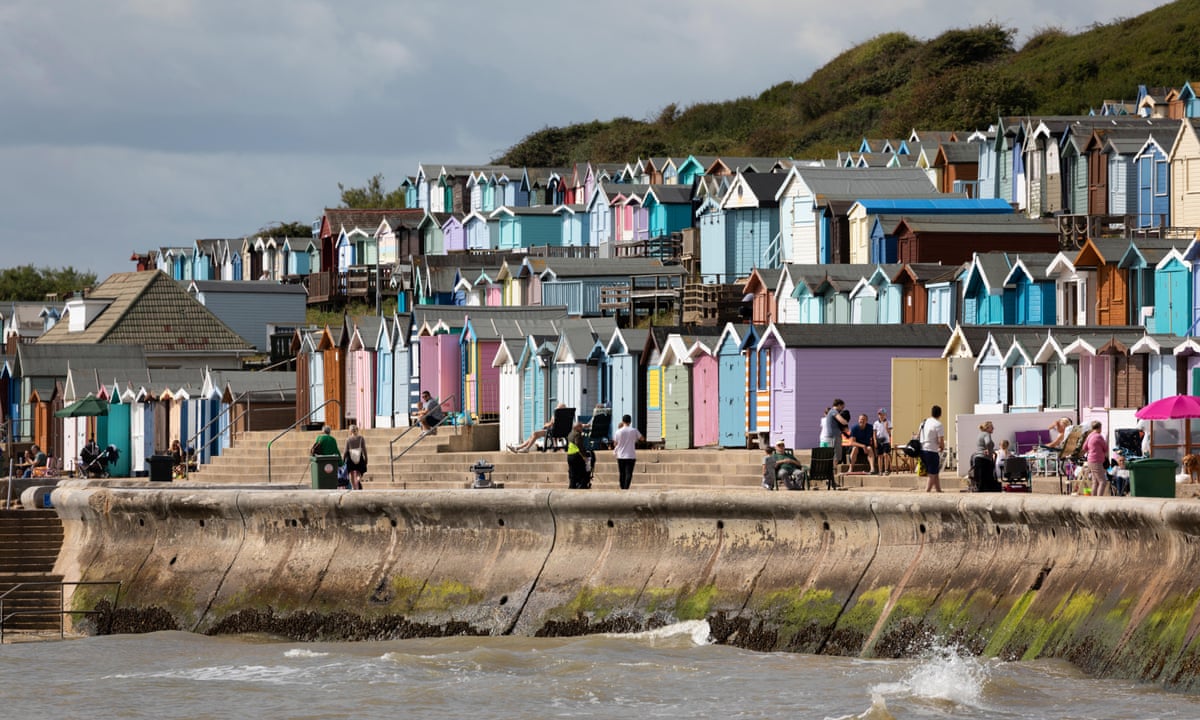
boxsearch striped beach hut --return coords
[741,325,768,447]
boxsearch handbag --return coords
[348,447,362,464]
[904,420,926,458]
[916,456,927,476]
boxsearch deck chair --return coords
[1055,425,1090,492]
[542,407,576,451]
[808,446,836,490]
[584,411,612,451]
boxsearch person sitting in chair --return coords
[508,403,566,453]
[1042,417,1074,451]
[169,439,187,479]
[22,445,47,479]
[765,440,804,490]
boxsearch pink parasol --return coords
[1135,394,1200,420]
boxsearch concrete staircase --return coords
[169,426,1091,494]
[184,425,1023,492]
[0,509,65,634]
[186,427,772,490]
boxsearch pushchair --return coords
[1114,428,1145,460]
[79,444,120,478]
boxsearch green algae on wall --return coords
[675,584,718,620]
[387,576,484,613]
[755,587,842,647]
[551,586,643,622]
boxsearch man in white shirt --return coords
[612,414,643,490]
[920,405,946,493]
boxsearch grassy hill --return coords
[495,0,1200,166]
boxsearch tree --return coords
[337,174,407,209]
[0,265,98,301]
[257,221,313,237]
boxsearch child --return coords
[995,439,1010,479]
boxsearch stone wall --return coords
[49,480,1200,689]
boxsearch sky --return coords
[1,0,1172,281]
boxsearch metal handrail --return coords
[266,399,342,484]
[180,392,249,479]
[0,580,121,642]
[389,394,456,484]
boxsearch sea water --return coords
[2,622,1197,719]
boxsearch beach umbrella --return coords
[1135,395,1200,420]
[54,396,109,418]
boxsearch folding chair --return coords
[584,411,612,451]
[542,407,576,451]
[808,446,836,490]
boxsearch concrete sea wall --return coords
[51,481,1200,690]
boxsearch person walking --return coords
[343,424,368,490]
[920,405,945,493]
[612,414,643,490]
[1082,420,1110,496]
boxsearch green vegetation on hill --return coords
[495,1,1200,166]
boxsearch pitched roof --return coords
[768,323,952,348]
[795,167,938,202]
[187,280,307,296]
[16,343,147,377]
[36,271,255,353]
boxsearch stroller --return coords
[1114,428,1145,460]
[79,444,120,478]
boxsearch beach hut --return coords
[346,317,380,428]
[518,336,555,442]
[97,387,132,477]
[605,327,648,435]
[689,337,721,448]
[641,329,673,444]
[553,325,603,420]
[492,338,526,449]
[660,334,692,450]
[759,323,951,449]
[715,323,750,448]
[740,325,768,447]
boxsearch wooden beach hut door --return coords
[692,353,719,448]
[770,349,796,449]
[1097,265,1127,326]
[718,337,747,447]
[662,364,691,450]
